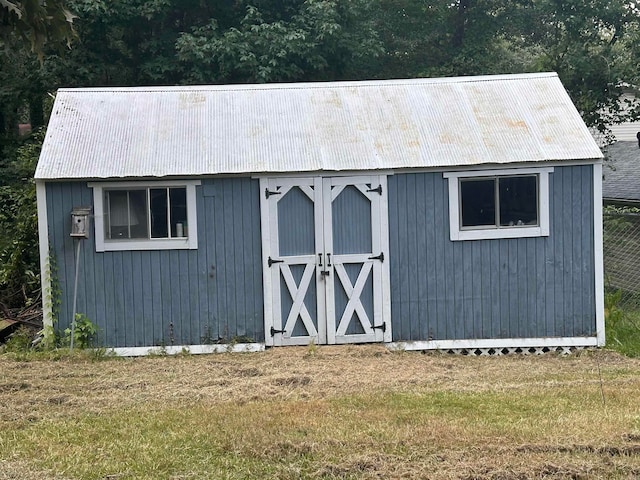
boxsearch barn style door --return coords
[260,175,390,346]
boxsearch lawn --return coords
[1,346,639,479]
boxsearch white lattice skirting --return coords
[389,337,598,355]
[441,346,586,356]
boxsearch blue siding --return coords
[45,165,597,348]
[387,165,596,341]
[46,178,264,348]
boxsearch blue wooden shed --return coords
[35,72,605,355]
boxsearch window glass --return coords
[499,176,538,227]
[150,188,169,238]
[106,190,148,239]
[170,188,188,237]
[105,187,188,241]
[460,178,495,227]
[128,190,149,238]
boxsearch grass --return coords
[1,346,640,479]
[606,310,640,357]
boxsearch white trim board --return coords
[107,338,598,356]
[443,167,553,241]
[593,163,605,346]
[36,181,53,329]
[88,180,201,252]
[388,337,599,351]
[108,343,265,357]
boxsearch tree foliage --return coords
[176,1,382,83]
[0,0,76,59]
[0,129,42,308]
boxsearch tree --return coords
[176,0,383,83]
[509,0,640,133]
[1,0,76,59]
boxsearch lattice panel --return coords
[442,346,586,356]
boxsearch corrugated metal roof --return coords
[35,72,603,180]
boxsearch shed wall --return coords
[45,165,596,348]
[387,164,596,341]
[46,178,263,347]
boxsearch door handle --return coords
[319,253,330,276]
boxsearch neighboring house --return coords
[602,88,640,205]
[608,90,640,144]
[35,72,604,355]
[603,141,640,205]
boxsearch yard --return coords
[1,345,639,479]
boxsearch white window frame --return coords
[89,180,200,252]
[443,167,553,241]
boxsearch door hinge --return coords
[366,185,382,195]
[265,188,282,199]
[372,322,387,332]
[268,256,284,267]
[270,326,286,336]
[368,252,384,262]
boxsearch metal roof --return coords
[35,72,603,180]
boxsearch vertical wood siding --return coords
[46,178,263,348]
[387,165,596,341]
[46,165,596,348]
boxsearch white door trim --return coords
[261,174,391,346]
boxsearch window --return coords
[443,168,552,241]
[89,181,200,251]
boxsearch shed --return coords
[35,72,605,355]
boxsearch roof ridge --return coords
[57,72,558,94]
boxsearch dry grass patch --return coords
[1,346,639,479]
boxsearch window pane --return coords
[107,191,128,239]
[150,188,169,238]
[499,176,538,227]
[460,179,495,227]
[169,188,188,237]
[106,190,148,239]
[128,190,149,238]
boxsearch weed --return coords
[305,338,318,357]
[147,346,168,357]
[63,313,98,349]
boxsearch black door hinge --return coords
[372,322,387,332]
[268,256,284,267]
[368,252,384,262]
[265,188,282,199]
[270,326,286,336]
[366,185,382,195]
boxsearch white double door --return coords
[260,175,391,346]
